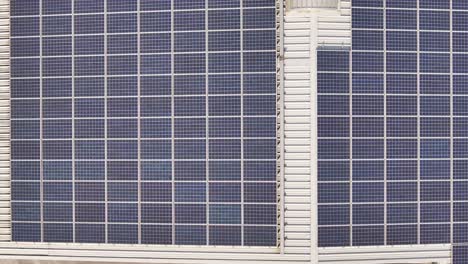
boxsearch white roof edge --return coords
[318,244,452,264]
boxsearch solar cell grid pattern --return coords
[10,0,278,246]
[317,0,468,262]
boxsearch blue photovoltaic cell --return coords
[318,1,468,263]
[10,0,277,247]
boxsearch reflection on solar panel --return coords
[10,0,278,246]
[317,0,468,262]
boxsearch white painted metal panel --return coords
[0,243,311,264]
[0,0,8,242]
[283,14,313,256]
[287,0,339,9]
[318,245,451,264]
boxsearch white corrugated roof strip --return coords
[318,244,451,264]
[317,0,351,46]
[282,2,350,261]
[0,0,9,242]
[286,1,351,47]
[283,15,313,256]
[287,0,339,9]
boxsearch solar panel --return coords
[317,0,468,262]
[10,0,277,246]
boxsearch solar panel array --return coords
[10,0,278,246]
[317,0,468,262]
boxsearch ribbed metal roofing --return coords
[287,0,339,9]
